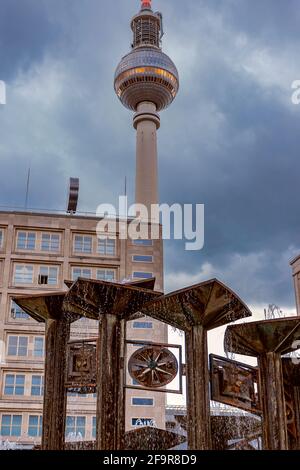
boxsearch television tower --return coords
[114,0,179,213]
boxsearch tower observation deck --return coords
[114,0,179,212]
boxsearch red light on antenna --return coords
[141,0,152,9]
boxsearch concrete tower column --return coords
[133,101,160,213]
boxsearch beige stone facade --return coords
[0,210,166,446]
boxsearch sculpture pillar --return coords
[259,352,288,450]
[96,314,125,450]
[185,325,211,450]
[42,317,71,450]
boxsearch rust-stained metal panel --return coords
[128,345,178,388]
[66,340,97,393]
[210,354,261,415]
[63,278,161,320]
[140,279,252,332]
[13,292,80,323]
[224,317,300,357]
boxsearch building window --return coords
[38,266,58,285]
[97,269,116,282]
[133,239,153,247]
[41,233,60,252]
[11,301,30,320]
[72,268,92,281]
[132,398,154,406]
[4,374,25,396]
[74,235,92,254]
[97,238,116,256]
[66,416,86,438]
[34,337,44,357]
[131,418,154,427]
[28,416,42,437]
[31,375,44,396]
[92,416,96,439]
[17,231,36,250]
[0,229,3,249]
[133,272,153,279]
[14,265,34,284]
[133,255,153,263]
[133,321,153,329]
[7,336,28,356]
[0,415,22,437]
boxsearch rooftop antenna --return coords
[67,177,79,214]
[25,167,31,210]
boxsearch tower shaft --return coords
[134,101,160,212]
[115,1,179,214]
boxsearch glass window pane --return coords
[11,426,21,437]
[133,272,153,279]
[2,415,11,426]
[15,375,25,385]
[132,397,154,406]
[1,426,10,436]
[34,337,44,357]
[32,376,41,385]
[19,337,28,347]
[29,416,38,426]
[133,321,153,329]
[9,336,18,346]
[77,417,85,427]
[17,233,26,249]
[133,239,153,246]
[133,255,153,263]
[5,375,14,385]
[48,267,58,285]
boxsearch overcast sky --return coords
[0,0,299,314]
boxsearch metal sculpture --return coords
[128,345,178,388]
[17,277,300,452]
[282,358,300,449]
[225,317,300,450]
[12,292,80,450]
[63,277,161,450]
[66,340,97,394]
[210,355,261,415]
[140,278,252,450]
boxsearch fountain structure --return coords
[12,276,300,451]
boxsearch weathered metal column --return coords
[42,317,71,450]
[225,317,300,451]
[258,352,288,450]
[140,280,252,451]
[185,325,211,450]
[96,314,126,450]
[12,292,79,451]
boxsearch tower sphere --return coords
[114,1,179,112]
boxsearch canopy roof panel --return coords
[63,278,161,320]
[224,317,300,356]
[140,279,252,332]
[12,292,79,323]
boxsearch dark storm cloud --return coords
[0,0,299,309]
[0,0,62,80]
